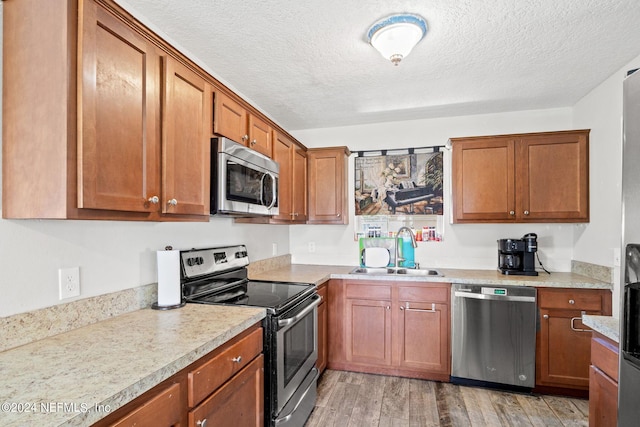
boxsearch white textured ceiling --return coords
[118,0,640,131]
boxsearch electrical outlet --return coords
[59,267,80,300]
[308,241,316,253]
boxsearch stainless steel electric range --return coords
[180,245,319,427]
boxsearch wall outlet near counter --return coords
[308,242,316,253]
[59,267,80,300]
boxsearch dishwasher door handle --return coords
[454,291,536,303]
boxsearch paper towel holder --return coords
[152,246,186,310]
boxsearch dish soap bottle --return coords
[398,228,416,268]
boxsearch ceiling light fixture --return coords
[367,14,428,66]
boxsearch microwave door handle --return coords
[259,173,267,206]
[267,172,277,209]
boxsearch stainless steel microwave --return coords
[211,137,279,216]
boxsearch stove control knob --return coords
[187,258,194,267]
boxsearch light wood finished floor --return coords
[305,370,588,427]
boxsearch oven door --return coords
[216,151,278,216]
[275,294,320,414]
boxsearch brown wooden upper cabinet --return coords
[307,147,351,224]
[213,91,272,157]
[271,131,308,223]
[451,130,589,223]
[2,0,210,221]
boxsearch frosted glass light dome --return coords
[367,14,428,66]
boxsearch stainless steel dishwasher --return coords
[451,284,537,390]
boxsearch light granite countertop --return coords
[0,304,265,427]
[250,264,612,289]
[583,315,620,343]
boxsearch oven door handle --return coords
[277,295,321,327]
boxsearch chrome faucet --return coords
[395,226,419,269]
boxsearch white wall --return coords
[0,219,289,317]
[571,53,640,317]
[290,108,576,270]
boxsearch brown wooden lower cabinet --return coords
[93,324,263,427]
[535,288,612,394]
[316,282,328,374]
[328,279,450,381]
[589,333,619,427]
[189,354,264,427]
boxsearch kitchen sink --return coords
[349,267,444,277]
[350,267,396,275]
[395,268,443,276]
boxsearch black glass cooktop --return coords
[191,280,315,314]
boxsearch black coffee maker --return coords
[498,233,538,276]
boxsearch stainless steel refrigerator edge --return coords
[619,68,640,425]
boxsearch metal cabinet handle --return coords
[242,135,248,142]
[400,302,436,313]
[250,139,257,146]
[571,311,590,332]
[524,210,530,215]
[336,213,341,217]
[232,356,242,363]
[509,210,515,215]
[197,419,207,427]
[543,314,549,319]
[168,199,178,206]
[569,299,575,304]
[148,196,159,204]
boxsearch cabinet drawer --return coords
[109,383,181,427]
[538,289,606,311]
[591,336,619,382]
[345,282,391,300]
[398,285,449,303]
[188,327,263,407]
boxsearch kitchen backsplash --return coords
[0,284,156,352]
[571,260,613,283]
[247,254,292,276]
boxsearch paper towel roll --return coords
[156,249,181,308]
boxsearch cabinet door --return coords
[213,91,247,145]
[307,147,349,224]
[537,308,594,388]
[345,298,392,366]
[163,57,211,216]
[248,114,272,157]
[516,131,589,221]
[397,301,449,374]
[452,138,515,222]
[292,144,308,222]
[271,132,293,221]
[79,1,160,213]
[189,354,264,427]
[589,366,617,427]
